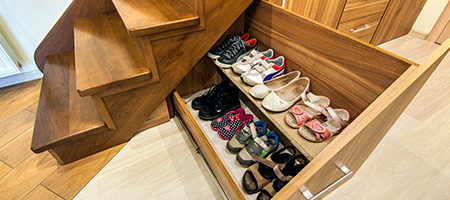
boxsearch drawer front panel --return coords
[340,0,389,22]
[338,12,384,42]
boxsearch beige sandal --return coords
[298,107,350,142]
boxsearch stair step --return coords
[112,0,200,37]
[74,13,152,97]
[32,51,107,153]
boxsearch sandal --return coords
[236,132,279,166]
[242,146,296,194]
[217,114,253,140]
[227,121,267,153]
[298,107,350,142]
[257,154,308,200]
[284,93,330,128]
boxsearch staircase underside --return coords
[32,0,254,164]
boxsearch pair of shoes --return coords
[211,108,253,140]
[298,107,350,142]
[236,131,279,166]
[207,33,250,59]
[226,121,267,153]
[241,56,286,86]
[242,146,308,195]
[249,71,301,99]
[284,92,330,128]
[192,81,241,120]
[231,49,275,75]
[192,80,230,110]
[261,76,310,112]
[215,38,259,68]
[256,154,308,199]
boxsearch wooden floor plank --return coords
[0,152,58,199]
[0,127,34,167]
[23,185,63,200]
[26,102,39,114]
[0,79,41,123]
[42,143,125,199]
[0,109,35,147]
[0,161,12,179]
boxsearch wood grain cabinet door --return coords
[274,41,450,200]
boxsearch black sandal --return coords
[242,146,296,194]
[257,154,308,200]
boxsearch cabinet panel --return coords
[284,0,346,28]
[371,0,427,45]
[340,0,389,22]
[338,12,384,43]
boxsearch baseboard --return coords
[409,29,428,40]
[0,69,42,88]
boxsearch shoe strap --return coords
[252,60,270,73]
[273,164,293,182]
[303,100,325,113]
[305,119,331,141]
[323,107,348,127]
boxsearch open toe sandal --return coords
[284,94,330,128]
[298,107,350,142]
[211,107,245,131]
[242,146,296,194]
[257,154,308,200]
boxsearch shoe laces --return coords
[216,35,239,51]
[202,84,219,100]
[222,41,245,59]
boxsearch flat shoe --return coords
[262,77,310,112]
[249,71,301,99]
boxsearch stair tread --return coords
[112,0,200,37]
[32,51,107,153]
[74,13,151,97]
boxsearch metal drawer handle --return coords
[299,165,353,200]
[350,24,371,33]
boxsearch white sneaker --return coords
[231,49,274,75]
[241,56,285,86]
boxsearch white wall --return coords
[412,0,449,35]
[0,0,72,87]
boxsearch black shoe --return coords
[192,81,230,110]
[207,33,250,59]
[199,86,240,120]
[214,38,258,69]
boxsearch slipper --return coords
[298,107,350,142]
[285,93,330,128]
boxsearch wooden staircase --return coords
[32,0,253,164]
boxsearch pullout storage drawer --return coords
[174,1,450,199]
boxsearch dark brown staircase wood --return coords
[112,0,200,37]
[74,13,154,97]
[32,51,107,153]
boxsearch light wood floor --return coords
[0,35,448,199]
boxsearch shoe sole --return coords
[214,59,232,68]
[198,104,241,120]
[207,52,220,59]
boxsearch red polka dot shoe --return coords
[217,114,254,140]
[211,108,245,131]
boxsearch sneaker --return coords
[214,38,258,69]
[199,86,241,120]
[192,80,230,110]
[217,114,254,140]
[226,121,267,153]
[236,132,279,166]
[211,108,245,131]
[207,33,250,59]
[231,49,274,75]
[241,56,285,86]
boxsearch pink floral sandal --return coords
[298,107,350,142]
[285,92,330,128]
